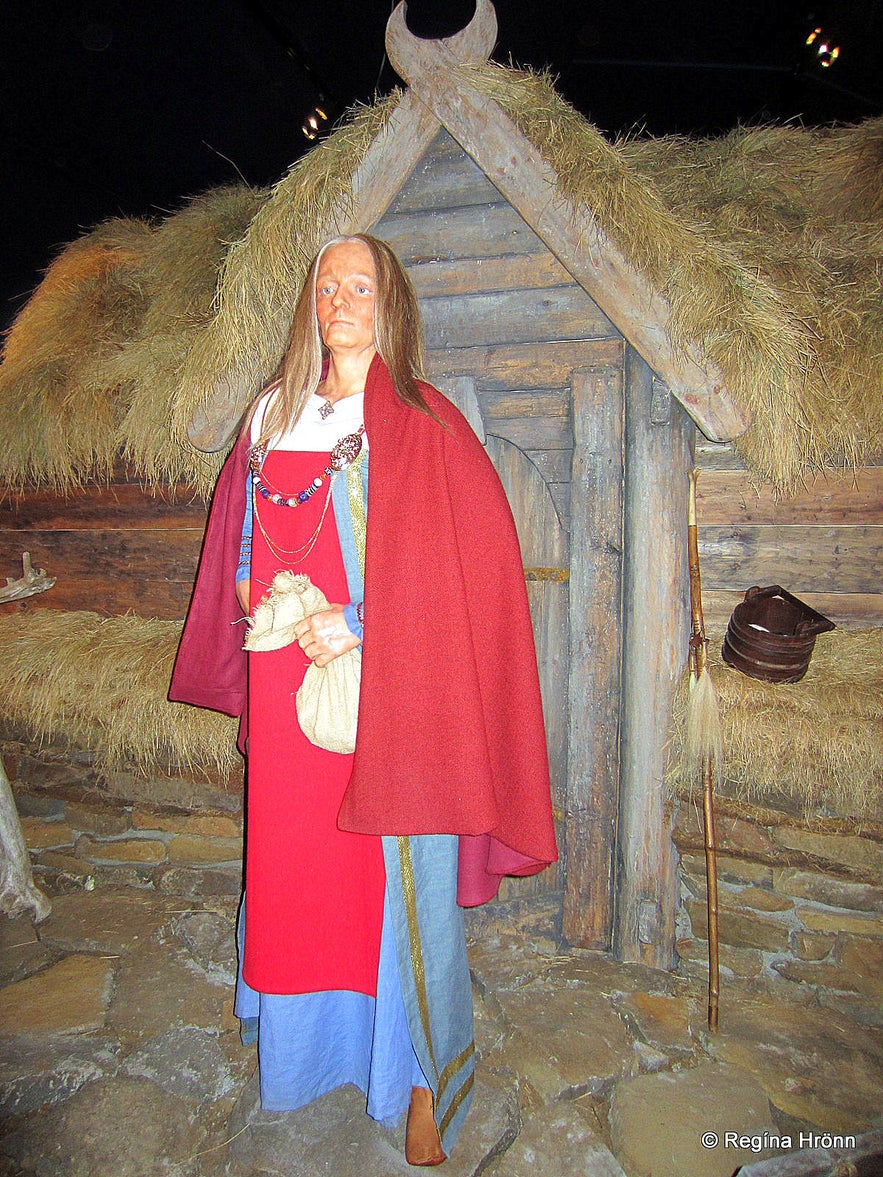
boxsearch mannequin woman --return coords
[170,234,557,1165]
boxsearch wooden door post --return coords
[614,350,693,967]
[563,362,624,948]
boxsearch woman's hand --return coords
[294,605,360,667]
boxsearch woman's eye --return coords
[319,285,334,296]
[356,285,371,295]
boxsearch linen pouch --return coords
[244,570,360,753]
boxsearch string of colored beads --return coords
[253,464,334,507]
[248,426,365,509]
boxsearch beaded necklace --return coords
[249,427,365,565]
[249,426,365,507]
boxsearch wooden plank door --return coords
[485,434,568,898]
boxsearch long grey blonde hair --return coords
[254,234,434,448]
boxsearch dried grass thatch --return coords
[111,185,267,492]
[0,612,237,777]
[2,65,881,494]
[0,189,263,497]
[462,64,883,486]
[0,220,155,491]
[669,628,883,819]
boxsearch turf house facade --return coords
[1,0,881,1001]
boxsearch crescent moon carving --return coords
[386,0,498,81]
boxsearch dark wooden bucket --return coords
[721,585,835,683]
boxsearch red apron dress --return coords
[244,450,385,996]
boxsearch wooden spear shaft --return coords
[702,757,720,1031]
[688,470,720,1031]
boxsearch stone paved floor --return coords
[1,887,881,1177]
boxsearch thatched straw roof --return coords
[0,612,237,778]
[1,65,881,495]
[486,67,883,485]
[0,219,154,490]
[0,187,265,495]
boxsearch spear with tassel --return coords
[687,469,723,1031]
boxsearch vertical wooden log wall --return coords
[614,349,693,968]
[564,363,624,948]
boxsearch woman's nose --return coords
[331,287,348,307]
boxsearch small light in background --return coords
[302,103,330,141]
[806,26,840,68]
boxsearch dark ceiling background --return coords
[3,0,881,331]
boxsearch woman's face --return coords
[315,240,377,359]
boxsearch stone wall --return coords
[4,740,244,901]
[674,797,883,1027]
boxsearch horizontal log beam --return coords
[488,417,572,453]
[425,337,624,389]
[697,466,883,526]
[0,579,195,621]
[481,388,570,421]
[0,529,202,620]
[408,250,575,297]
[389,130,508,212]
[699,524,882,594]
[0,484,207,532]
[420,284,615,350]
[377,201,549,264]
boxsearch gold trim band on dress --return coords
[436,1038,475,1105]
[397,836,439,1079]
[346,452,367,577]
[439,1068,475,1139]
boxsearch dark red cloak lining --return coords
[169,355,557,904]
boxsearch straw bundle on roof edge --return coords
[668,628,883,820]
[0,612,237,778]
[0,220,155,491]
[2,66,882,494]
[111,185,267,494]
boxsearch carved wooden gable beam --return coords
[325,0,495,239]
[386,0,750,442]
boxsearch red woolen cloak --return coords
[169,355,557,903]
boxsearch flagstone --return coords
[122,1025,237,1103]
[0,955,114,1037]
[38,888,169,954]
[0,1076,202,1177]
[0,1033,120,1117]
[494,979,633,1101]
[484,1100,627,1176]
[0,912,53,986]
[107,943,228,1047]
[166,909,238,986]
[706,993,883,1130]
[615,992,694,1058]
[610,1061,777,1177]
